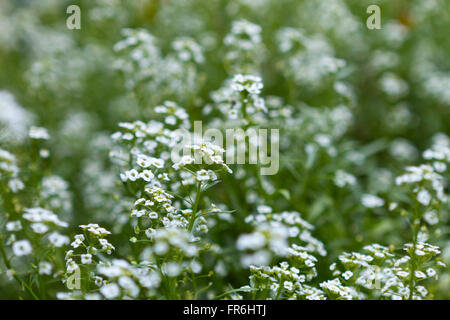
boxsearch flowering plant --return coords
[0,0,449,300]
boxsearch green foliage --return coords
[0,0,449,300]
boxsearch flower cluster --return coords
[395,165,447,206]
[224,20,264,74]
[0,148,22,193]
[211,74,267,125]
[0,0,449,301]
[248,261,325,300]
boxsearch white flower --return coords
[100,283,120,299]
[99,239,115,254]
[361,194,385,208]
[38,262,53,275]
[256,205,272,214]
[305,260,315,267]
[153,242,169,255]
[231,74,264,95]
[85,293,102,300]
[131,209,146,218]
[66,259,79,273]
[414,270,426,279]
[149,157,164,168]
[417,190,431,206]
[165,115,176,125]
[75,234,85,241]
[145,228,155,239]
[23,208,68,228]
[125,169,139,181]
[81,254,93,264]
[424,210,439,225]
[137,155,151,168]
[190,260,202,274]
[48,232,70,247]
[426,268,436,277]
[139,169,154,182]
[0,91,32,142]
[163,262,181,277]
[12,240,32,256]
[118,276,139,297]
[433,161,446,173]
[389,202,398,211]
[94,276,104,287]
[31,223,49,234]
[283,281,293,291]
[342,271,353,280]
[396,271,409,278]
[8,179,24,193]
[237,233,266,250]
[29,126,50,140]
[334,170,357,188]
[196,169,217,182]
[79,224,111,236]
[417,286,428,297]
[40,149,50,158]
[6,221,22,232]
[71,238,83,248]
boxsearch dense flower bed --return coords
[0,0,449,300]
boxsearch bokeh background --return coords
[0,0,449,299]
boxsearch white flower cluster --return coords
[40,175,72,217]
[277,27,346,89]
[248,261,325,300]
[224,20,264,74]
[334,170,357,188]
[0,91,33,143]
[23,207,68,229]
[93,100,234,299]
[327,242,446,300]
[285,104,354,160]
[97,259,161,300]
[172,37,204,64]
[423,72,450,106]
[0,148,23,193]
[172,141,232,174]
[395,164,447,206]
[244,209,326,257]
[361,194,385,209]
[319,278,361,300]
[114,29,204,101]
[1,0,450,301]
[423,133,450,165]
[142,227,200,263]
[64,224,114,282]
[29,126,50,140]
[6,208,69,262]
[211,74,267,123]
[26,45,108,102]
[132,187,183,230]
[154,101,190,129]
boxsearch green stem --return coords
[0,239,39,300]
[275,284,283,300]
[191,271,197,299]
[188,182,202,233]
[408,206,421,300]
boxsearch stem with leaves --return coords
[188,181,202,233]
[0,237,39,300]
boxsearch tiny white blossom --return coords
[100,283,120,299]
[12,240,32,256]
[81,254,93,264]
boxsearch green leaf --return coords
[278,189,291,201]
